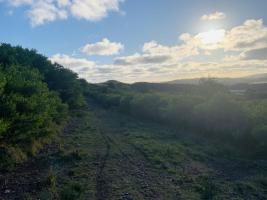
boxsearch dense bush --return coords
[0,44,86,108]
[163,95,204,128]
[246,100,267,149]
[0,44,87,168]
[0,65,68,167]
[193,93,249,136]
[129,93,167,122]
[86,80,267,156]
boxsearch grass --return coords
[5,104,267,200]
[129,136,185,172]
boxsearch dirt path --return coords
[95,129,111,200]
[0,118,81,200]
[1,104,267,199]
[88,105,267,200]
[92,112,179,200]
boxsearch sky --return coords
[1,0,267,83]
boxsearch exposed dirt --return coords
[0,156,48,200]
[95,129,111,200]
[0,118,79,200]
[92,114,178,200]
[1,104,267,200]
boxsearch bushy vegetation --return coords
[0,44,86,108]
[0,44,87,168]
[86,80,267,157]
[2,44,267,199]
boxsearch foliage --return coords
[0,44,82,168]
[193,93,249,136]
[0,64,68,167]
[0,44,86,108]
[86,79,267,156]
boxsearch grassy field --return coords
[1,101,267,200]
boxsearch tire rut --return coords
[90,105,179,199]
[95,128,111,200]
[103,134,164,199]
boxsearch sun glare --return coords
[198,29,225,45]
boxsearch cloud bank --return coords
[49,19,267,83]
[5,0,124,26]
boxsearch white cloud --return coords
[70,0,121,21]
[223,19,267,51]
[27,1,67,26]
[109,19,267,82]
[142,40,198,58]
[4,0,124,26]
[179,19,267,53]
[50,54,95,74]
[179,29,226,50]
[114,53,173,65]
[48,18,267,83]
[49,54,138,82]
[49,52,267,83]
[201,11,226,21]
[114,40,199,66]
[81,38,124,56]
[57,0,70,7]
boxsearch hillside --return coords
[2,100,267,199]
[168,73,267,85]
[1,45,267,199]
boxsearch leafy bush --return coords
[0,64,68,167]
[0,44,86,109]
[0,44,90,168]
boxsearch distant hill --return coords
[97,73,267,94]
[167,73,267,85]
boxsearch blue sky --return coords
[1,0,267,82]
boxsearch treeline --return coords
[0,44,87,168]
[86,80,267,157]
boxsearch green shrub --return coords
[193,93,249,136]
[0,65,68,167]
[60,182,84,200]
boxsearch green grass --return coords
[16,105,267,200]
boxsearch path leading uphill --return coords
[1,101,267,200]
[89,105,180,200]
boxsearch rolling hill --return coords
[168,73,267,85]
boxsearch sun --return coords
[197,29,225,45]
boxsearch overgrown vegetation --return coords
[0,44,87,168]
[1,44,267,199]
[85,79,267,157]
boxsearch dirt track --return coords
[1,104,267,200]
[93,113,179,200]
